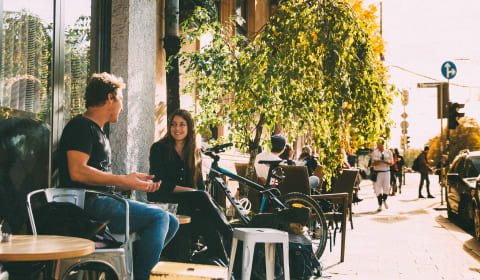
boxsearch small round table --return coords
[176,214,191,224]
[0,235,95,261]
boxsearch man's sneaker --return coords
[377,205,382,212]
[418,194,425,198]
[427,194,435,198]
[383,200,389,209]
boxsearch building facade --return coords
[0,0,273,232]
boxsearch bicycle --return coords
[203,143,328,259]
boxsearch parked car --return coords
[446,149,480,240]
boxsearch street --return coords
[320,172,480,279]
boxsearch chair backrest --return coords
[276,165,310,196]
[44,188,86,207]
[330,169,360,202]
[234,162,261,213]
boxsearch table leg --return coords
[341,196,347,262]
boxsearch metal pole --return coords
[439,84,444,205]
[403,104,406,186]
[444,80,451,204]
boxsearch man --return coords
[255,135,319,189]
[418,146,434,198]
[255,134,288,183]
[58,73,178,280]
[371,138,393,211]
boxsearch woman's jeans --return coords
[85,195,179,280]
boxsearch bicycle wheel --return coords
[280,192,328,259]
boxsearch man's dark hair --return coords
[85,73,125,108]
[424,146,430,151]
[271,134,286,153]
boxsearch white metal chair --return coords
[26,188,133,280]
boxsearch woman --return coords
[279,143,296,166]
[147,109,232,264]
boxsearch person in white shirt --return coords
[371,138,393,211]
[255,134,286,184]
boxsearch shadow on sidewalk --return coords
[370,215,409,224]
[434,215,467,234]
[463,239,480,261]
[398,209,428,216]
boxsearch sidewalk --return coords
[319,173,480,279]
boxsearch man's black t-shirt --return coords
[58,115,114,193]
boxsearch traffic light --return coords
[448,102,465,129]
[406,136,410,146]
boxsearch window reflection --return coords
[63,2,91,123]
[0,1,53,234]
[0,6,52,121]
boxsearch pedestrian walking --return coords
[371,138,393,211]
[394,148,405,193]
[389,148,398,195]
[417,146,434,198]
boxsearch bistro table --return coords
[0,235,95,261]
[176,214,191,224]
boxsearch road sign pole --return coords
[439,83,444,205]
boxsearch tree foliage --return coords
[427,117,480,165]
[177,0,393,191]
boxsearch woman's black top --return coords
[148,139,204,200]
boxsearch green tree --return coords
[403,148,422,168]
[177,0,393,195]
[428,117,480,165]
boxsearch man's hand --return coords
[123,172,161,192]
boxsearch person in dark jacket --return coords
[279,143,296,166]
[418,146,434,198]
[394,148,405,193]
[148,109,233,264]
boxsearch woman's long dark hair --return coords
[162,109,201,188]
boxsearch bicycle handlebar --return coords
[203,143,233,154]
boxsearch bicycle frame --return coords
[206,151,287,225]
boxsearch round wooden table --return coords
[0,235,95,261]
[176,214,191,224]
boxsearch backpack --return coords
[288,233,322,278]
[34,202,122,248]
[412,155,421,172]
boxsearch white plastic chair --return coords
[26,188,133,280]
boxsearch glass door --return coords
[0,0,53,233]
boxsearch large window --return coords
[0,0,101,234]
[0,0,53,233]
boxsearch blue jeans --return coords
[309,175,320,189]
[85,195,179,280]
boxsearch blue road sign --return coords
[441,61,457,80]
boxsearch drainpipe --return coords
[164,0,180,118]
